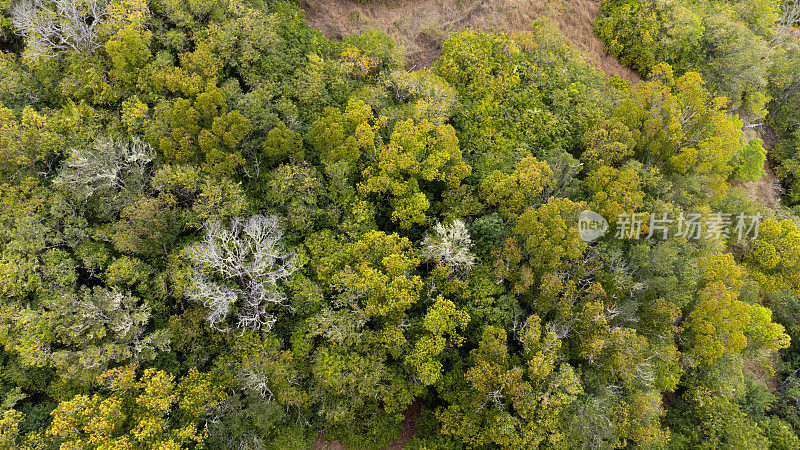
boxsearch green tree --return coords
[615,66,746,197]
[48,365,223,448]
[105,23,153,89]
[265,163,326,234]
[584,163,646,221]
[2,285,169,384]
[146,83,251,176]
[293,233,425,447]
[749,219,800,294]
[309,100,385,176]
[337,230,423,325]
[405,296,470,385]
[494,198,586,293]
[479,156,554,218]
[360,118,470,228]
[683,254,790,369]
[437,324,582,448]
[112,195,181,257]
[594,0,661,75]
[433,30,564,177]
[581,118,636,172]
[0,105,66,180]
[340,30,404,80]
[731,138,767,182]
[261,121,304,169]
[152,164,248,228]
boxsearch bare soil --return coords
[300,0,642,82]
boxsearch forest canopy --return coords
[0,0,799,448]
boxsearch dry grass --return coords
[743,356,780,393]
[732,126,783,210]
[300,0,642,82]
[557,0,640,81]
[732,160,783,210]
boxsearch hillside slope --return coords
[300,0,642,82]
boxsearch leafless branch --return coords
[422,219,476,275]
[186,215,300,331]
[11,0,106,60]
[772,0,800,49]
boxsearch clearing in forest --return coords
[300,0,642,82]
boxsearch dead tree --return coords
[772,0,800,49]
[11,0,106,60]
[422,219,476,275]
[186,214,299,331]
[54,135,155,207]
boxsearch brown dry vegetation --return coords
[300,0,642,82]
[732,126,783,210]
[732,160,783,210]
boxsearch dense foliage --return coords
[596,0,800,202]
[0,0,798,447]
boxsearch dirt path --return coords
[300,0,642,82]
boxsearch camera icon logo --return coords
[578,210,608,242]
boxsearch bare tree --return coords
[185,215,300,331]
[54,135,155,209]
[11,0,106,60]
[773,0,800,49]
[422,219,476,275]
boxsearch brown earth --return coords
[732,159,783,210]
[300,0,642,82]
[732,125,783,210]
